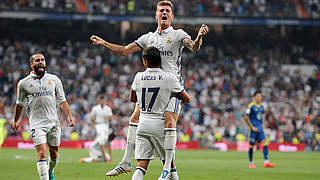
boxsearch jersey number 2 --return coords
[142,87,160,112]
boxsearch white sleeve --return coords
[107,106,113,116]
[16,80,27,106]
[134,33,150,49]
[246,107,251,115]
[177,29,191,45]
[169,74,184,94]
[55,76,66,105]
[90,107,96,117]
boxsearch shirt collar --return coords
[30,71,47,79]
[156,26,173,35]
[146,68,162,72]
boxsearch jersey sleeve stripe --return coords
[178,89,185,93]
[180,36,190,42]
[174,97,180,114]
[134,41,143,49]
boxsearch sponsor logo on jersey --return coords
[157,44,173,57]
[31,91,53,98]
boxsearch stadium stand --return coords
[0,0,319,18]
[0,20,319,151]
[0,0,320,151]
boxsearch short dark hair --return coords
[108,132,116,142]
[142,46,161,67]
[253,90,262,97]
[99,95,105,99]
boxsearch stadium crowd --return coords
[1,0,320,18]
[0,27,319,151]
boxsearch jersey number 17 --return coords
[142,87,160,112]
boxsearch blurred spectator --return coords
[0,24,319,151]
[1,0,319,19]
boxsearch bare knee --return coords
[37,150,46,160]
[35,144,47,160]
[165,112,178,128]
[49,146,59,160]
[136,160,149,170]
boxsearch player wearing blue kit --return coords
[244,91,275,168]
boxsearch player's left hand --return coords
[67,115,75,127]
[198,24,209,37]
[12,121,20,132]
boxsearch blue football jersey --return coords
[246,102,264,129]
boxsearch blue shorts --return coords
[249,129,266,145]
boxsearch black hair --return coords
[253,90,262,97]
[99,96,105,99]
[142,46,161,67]
[108,132,116,142]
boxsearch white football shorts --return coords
[31,125,61,146]
[135,133,165,161]
[166,97,182,115]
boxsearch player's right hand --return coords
[12,121,20,132]
[251,126,259,132]
[90,35,105,46]
[67,115,75,127]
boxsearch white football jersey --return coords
[131,68,184,136]
[16,72,66,129]
[90,104,113,124]
[135,26,191,79]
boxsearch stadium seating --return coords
[0,0,319,18]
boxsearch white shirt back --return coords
[131,68,184,136]
[16,72,66,129]
[135,26,191,79]
[90,104,113,124]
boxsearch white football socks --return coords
[171,168,179,180]
[37,160,49,180]
[48,156,58,175]
[131,166,146,180]
[163,128,177,171]
[121,122,138,164]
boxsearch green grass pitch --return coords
[0,148,319,180]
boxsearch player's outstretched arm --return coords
[59,101,75,127]
[182,24,209,52]
[12,104,24,132]
[90,35,141,56]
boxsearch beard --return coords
[33,65,46,77]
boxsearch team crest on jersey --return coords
[48,80,52,85]
[167,37,172,44]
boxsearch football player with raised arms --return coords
[130,46,190,180]
[13,53,75,180]
[90,0,209,178]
